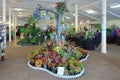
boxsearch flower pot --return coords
[43,64,47,69]
[30,59,35,66]
[35,59,42,67]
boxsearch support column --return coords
[101,0,107,53]
[9,7,12,42]
[12,12,15,38]
[14,14,17,38]
[75,3,78,32]
[1,0,6,61]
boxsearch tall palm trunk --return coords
[57,13,63,44]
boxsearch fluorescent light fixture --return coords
[0,21,2,23]
[87,20,90,23]
[18,24,21,26]
[13,8,23,11]
[86,9,97,14]
[71,13,75,16]
[71,23,74,25]
[65,16,71,19]
[110,4,120,8]
[11,23,14,26]
[79,21,83,24]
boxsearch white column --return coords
[9,7,12,42]
[14,14,17,38]
[75,3,78,32]
[12,12,15,38]
[2,0,6,44]
[2,0,6,24]
[101,0,107,53]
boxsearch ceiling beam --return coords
[78,1,101,10]
[95,6,120,18]
[107,11,120,18]
[80,12,100,21]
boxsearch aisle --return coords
[0,44,120,80]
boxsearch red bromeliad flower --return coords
[54,56,60,63]
[51,51,57,57]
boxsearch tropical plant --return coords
[55,2,68,13]
[71,47,83,60]
[27,41,88,74]
[18,27,44,45]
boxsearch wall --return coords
[89,20,120,28]
[17,18,28,26]
[107,20,120,28]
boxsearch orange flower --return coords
[75,67,81,72]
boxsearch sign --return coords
[57,67,64,75]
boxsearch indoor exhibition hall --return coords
[0,0,120,80]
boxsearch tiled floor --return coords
[0,42,120,80]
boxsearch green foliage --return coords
[55,2,67,13]
[34,50,39,56]
[52,46,65,57]
[18,27,44,45]
[67,26,75,35]
[27,16,35,25]
[67,58,83,74]
[27,16,38,25]
[71,47,83,60]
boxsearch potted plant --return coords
[35,59,42,67]
[42,57,48,68]
[51,62,57,73]
[67,58,83,75]
[71,47,83,60]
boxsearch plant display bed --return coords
[27,60,85,79]
[27,41,89,79]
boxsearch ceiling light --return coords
[13,8,23,11]
[86,9,97,14]
[11,23,14,26]
[80,21,83,24]
[18,24,21,26]
[71,13,75,16]
[87,20,90,23]
[0,21,2,23]
[110,4,120,8]
[65,17,71,19]
[71,23,74,25]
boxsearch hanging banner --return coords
[33,7,41,21]
[1,24,6,56]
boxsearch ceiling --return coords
[0,0,120,24]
